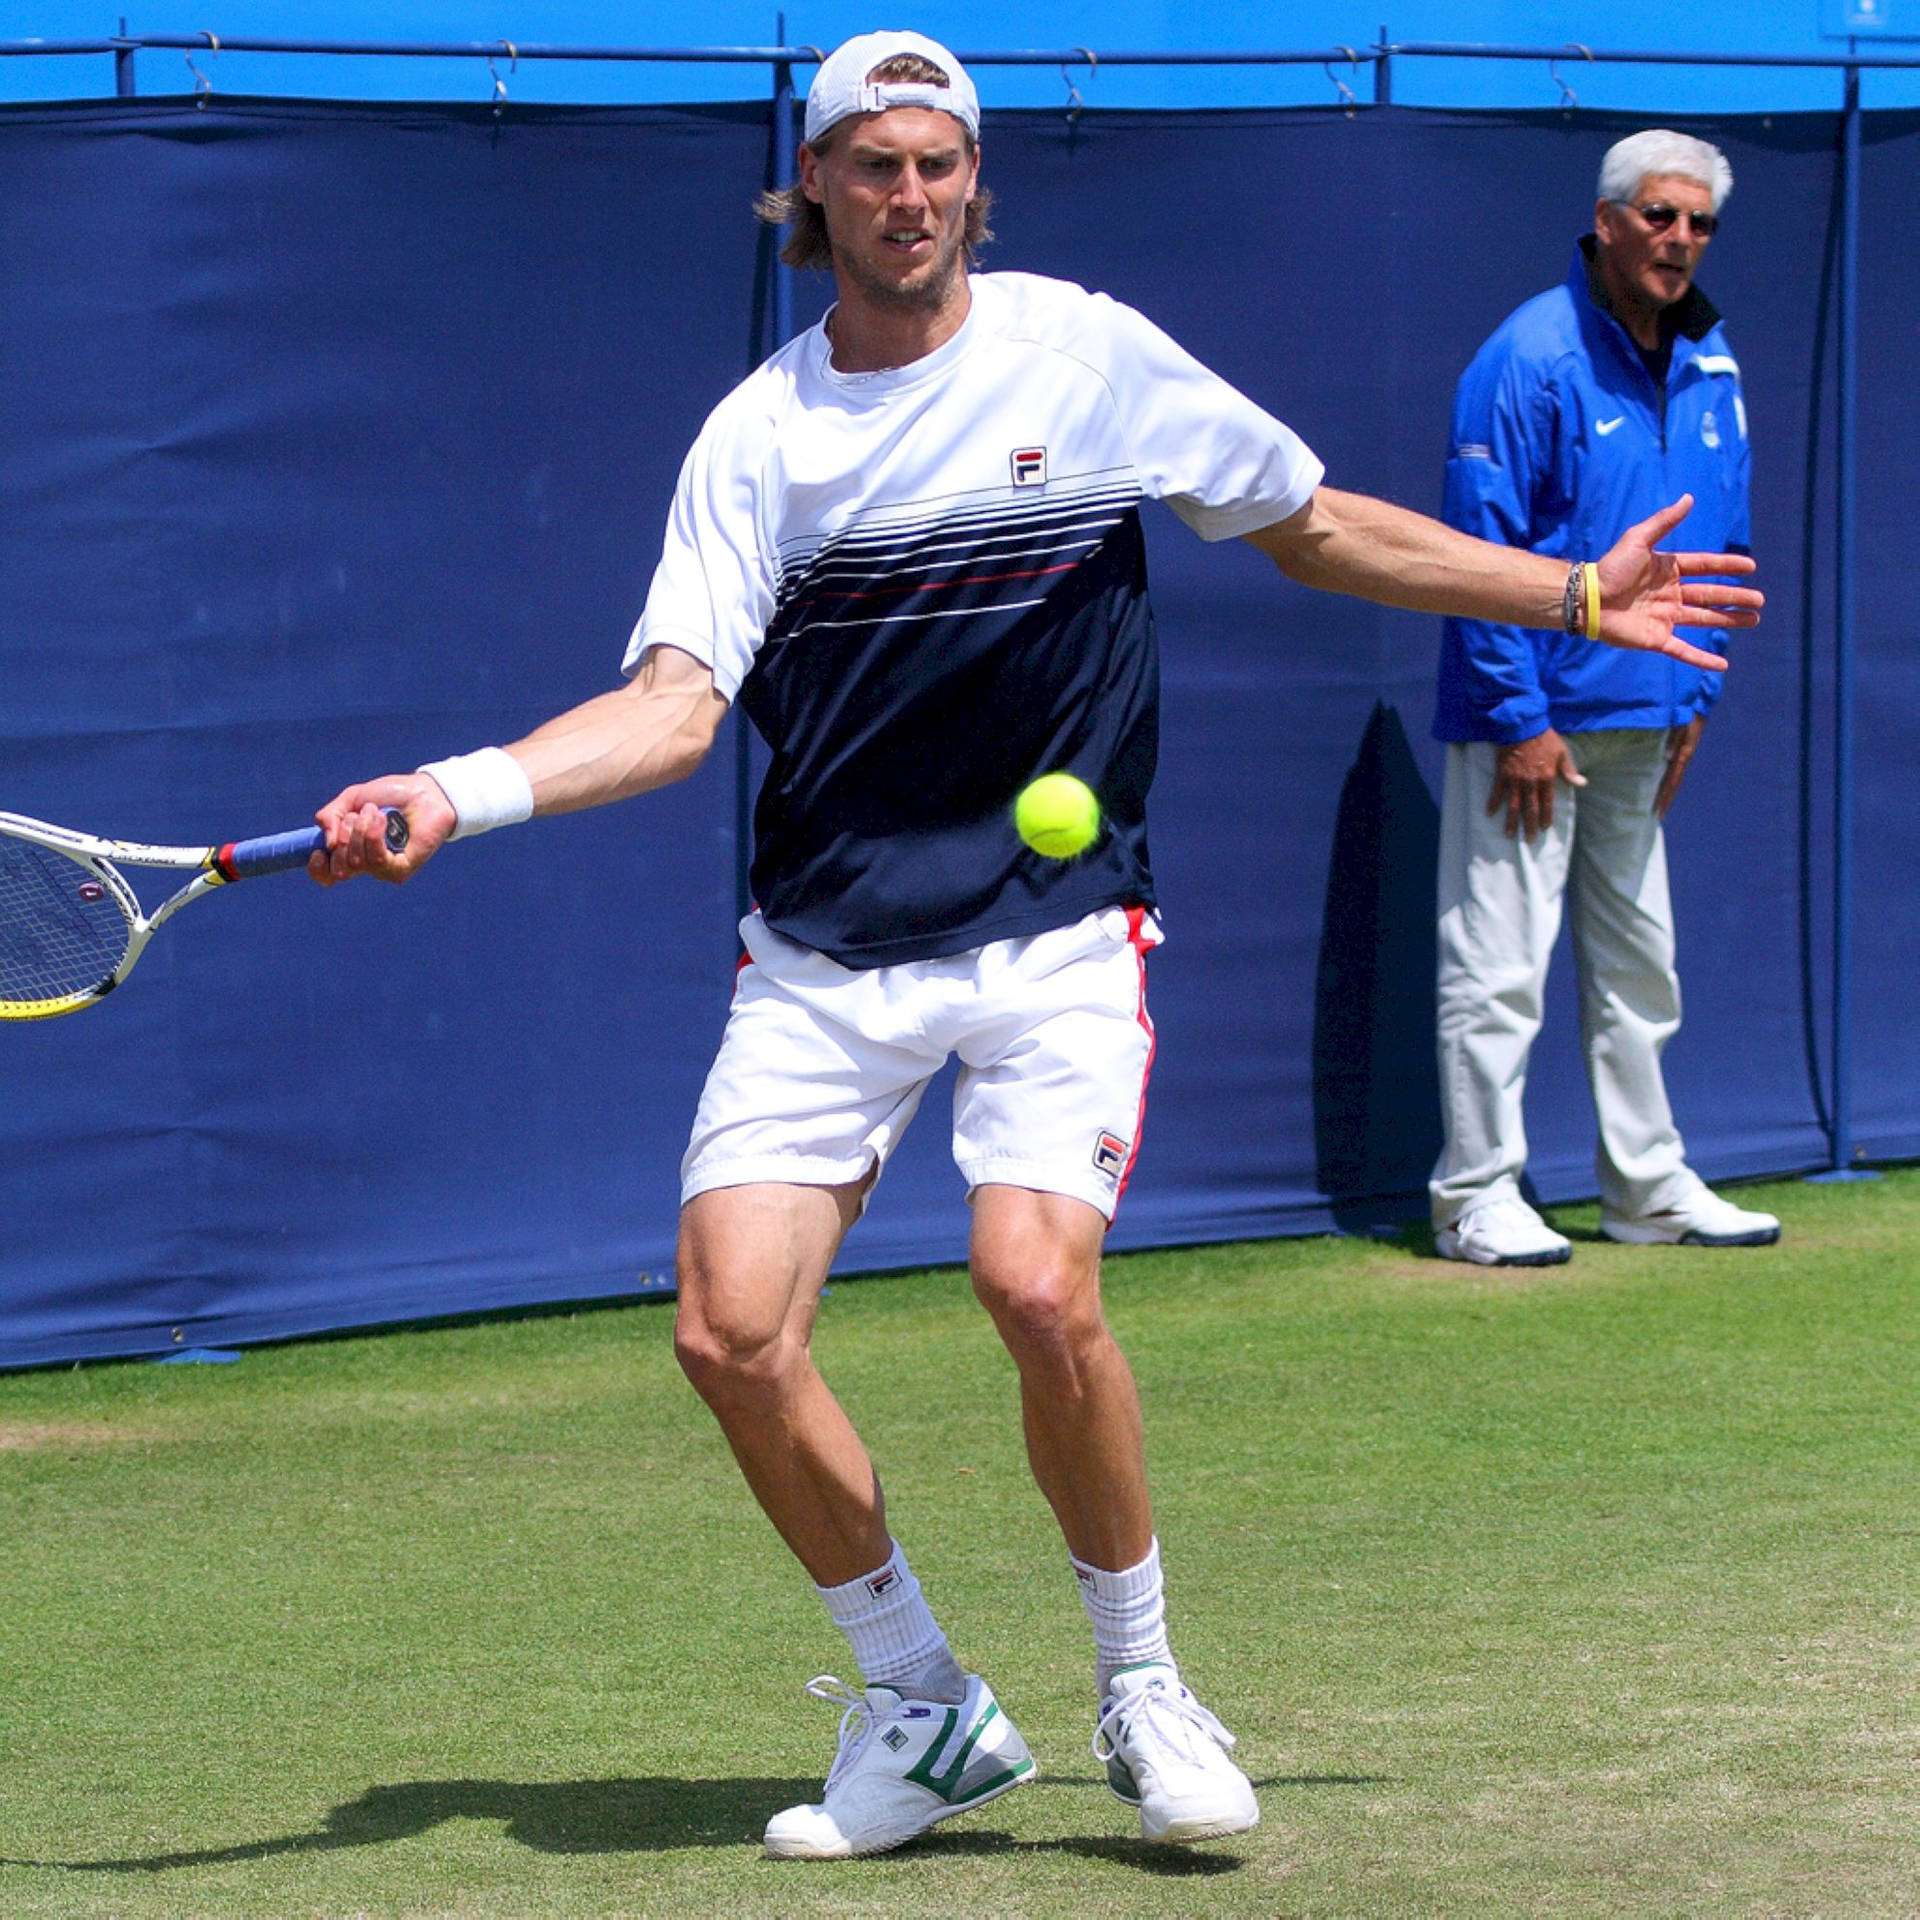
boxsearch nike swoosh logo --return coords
[1596,416,1627,436]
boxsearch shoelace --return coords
[802,1674,876,1794]
[1091,1681,1237,1768]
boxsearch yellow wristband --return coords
[1583,562,1602,641]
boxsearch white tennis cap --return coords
[804,30,980,146]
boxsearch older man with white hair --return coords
[1430,130,1781,1266]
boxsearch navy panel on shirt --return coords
[743,481,1159,966]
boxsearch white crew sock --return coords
[816,1540,966,1704]
[1070,1536,1174,1698]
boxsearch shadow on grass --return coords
[5,1778,809,1870]
[7,1770,1385,1875]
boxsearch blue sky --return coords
[3,1,1916,108]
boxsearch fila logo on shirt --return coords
[1010,445,1048,487]
[1092,1131,1130,1177]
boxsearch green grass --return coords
[1,1169,1916,1916]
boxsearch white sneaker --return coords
[1092,1662,1259,1844]
[763,1673,1035,1859]
[1602,1186,1781,1247]
[1435,1195,1572,1267]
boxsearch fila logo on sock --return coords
[865,1567,902,1600]
[1092,1131,1130,1176]
[1011,446,1048,487]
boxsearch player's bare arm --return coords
[311,644,727,885]
[1243,487,1761,670]
[507,643,729,814]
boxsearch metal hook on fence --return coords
[488,40,517,117]
[186,29,218,108]
[1061,48,1096,129]
[1325,46,1359,117]
[1548,43,1593,114]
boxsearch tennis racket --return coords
[0,807,408,1022]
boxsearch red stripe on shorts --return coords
[1114,904,1157,1206]
[735,901,761,979]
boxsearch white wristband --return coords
[416,747,535,840]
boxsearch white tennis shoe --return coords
[1092,1662,1259,1844]
[1436,1195,1572,1267]
[763,1672,1035,1859]
[1601,1184,1781,1247]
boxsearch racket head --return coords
[0,833,140,1019]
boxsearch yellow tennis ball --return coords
[1015,772,1101,859]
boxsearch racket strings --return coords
[0,838,133,1005]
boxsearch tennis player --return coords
[312,31,1761,1859]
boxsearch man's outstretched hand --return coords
[1593,495,1762,669]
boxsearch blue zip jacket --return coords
[1433,239,1751,743]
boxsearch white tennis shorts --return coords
[681,905,1162,1219]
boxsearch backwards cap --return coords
[804,30,980,146]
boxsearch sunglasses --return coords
[1619,200,1719,239]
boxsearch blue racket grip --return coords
[220,807,409,879]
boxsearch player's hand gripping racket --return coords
[0,808,408,1021]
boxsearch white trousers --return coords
[1431,731,1698,1228]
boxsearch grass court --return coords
[2,1168,1915,1916]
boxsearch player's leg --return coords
[1565,731,1779,1246]
[953,909,1158,1588]
[954,907,1256,1843]
[1431,738,1577,1265]
[677,1181,1034,1858]
[968,1183,1253,1842]
[675,1177,887,1589]
[677,919,1035,1857]
[676,917,933,1592]
[968,1184,1149,1572]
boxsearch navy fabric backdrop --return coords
[2,97,1913,1366]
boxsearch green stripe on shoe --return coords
[903,1701,1030,1806]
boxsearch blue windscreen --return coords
[2,97,1910,1365]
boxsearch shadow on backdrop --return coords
[1312,702,1443,1232]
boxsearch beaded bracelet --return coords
[1562,561,1603,640]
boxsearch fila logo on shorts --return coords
[1010,445,1048,487]
[1092,1130,1131,1177]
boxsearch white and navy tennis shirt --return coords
[625,271,1323,967]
